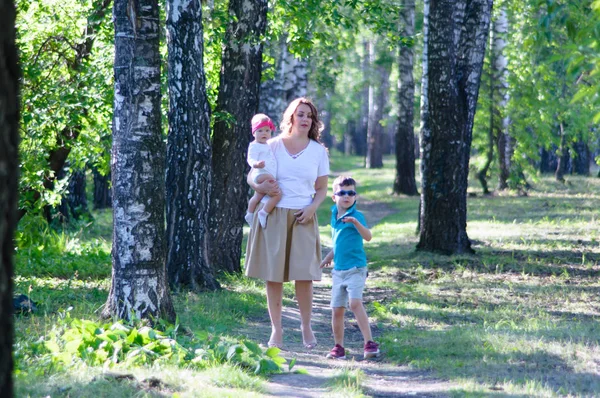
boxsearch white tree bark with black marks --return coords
[165,0,219,291]
[0,0,19,392]
[418,0,493,254]
[210,0,268,273]
[394,0,418,195]
[479,5,510,193]
[259,37,308,126]
[104,0,175,321]
[492,6,512,190]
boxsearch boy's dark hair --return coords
[332,175,356,193]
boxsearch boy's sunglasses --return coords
[334,190,357,197]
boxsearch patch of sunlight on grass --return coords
[326,366,366,397]
[382,325,600,396]
[201,364,265,392]
[175,288,265,335]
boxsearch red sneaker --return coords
[326,344,346,359]
[363,340,380,359]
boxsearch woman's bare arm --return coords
[247,172,279,196]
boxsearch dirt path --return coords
[241,200,456,397]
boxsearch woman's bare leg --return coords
[295,280,316,347]
[266,281,283,346]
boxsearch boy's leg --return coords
[332,307,346,346]
[346,268,373,343]
[349,299,373,343]
[326,269,348,359]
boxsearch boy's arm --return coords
[342,217,372,241]
[320,249,334,268]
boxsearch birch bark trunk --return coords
[104,0,175,321]
[210,0,267,273]
[394,0,418,195]
[491,7,511,190]
[259,37,308,126]
[0,0,19,391]
[166,0,219,291]
[366,39,390,169]
[418,0,493,254]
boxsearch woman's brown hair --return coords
[279,97,324,142]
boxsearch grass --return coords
[13,149,600,397]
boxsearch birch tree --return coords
[492,6,511,189]
[103,0,175,321]
[260,37,308,126]
[393,0,418,195]
[0,0,18,391]
[165,0,219,291]
[365,38,391,169]
[210,0,268,273]
[477,5,510,194]
[418,0,493,254]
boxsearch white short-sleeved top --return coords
[262,135,330,209]
[247,141,277,178]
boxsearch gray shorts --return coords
[330,266,368,308]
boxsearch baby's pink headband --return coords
[252,119,275,134]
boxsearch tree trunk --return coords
[357,39,370,157]
[0,0,18,392]
[165,0,219,291]
[210,0,267,274]
[366,39,390,169]
[418,0,431,228]
[571,138,590,176]
[394,0,418,195]
[259,37,308,126]
[344,120,356,155]
[491,6,511,190]
[103,0,175,322]
[418,0,492,254]
[93,168,111,209]
[477,53,493,195]
[64,169,89,220]
[555,123,568,182]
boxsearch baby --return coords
[245,114,281,228]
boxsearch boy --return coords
[320,176,380,360]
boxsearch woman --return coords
[245,98,329,349]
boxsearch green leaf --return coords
[265,346,281,358]
[242,340,262,356]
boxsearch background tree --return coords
[165,0,219,291]
[418,0,493,254]
[365,38,391,169]
[103,0,175,321]
[393,0,418,196]
[16,0,112,221]
[0,0,19,392]
[209,0,268,273]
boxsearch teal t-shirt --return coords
[331,203,368,271]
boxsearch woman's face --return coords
[291,104,313,135]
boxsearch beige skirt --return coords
[245,204,322,282]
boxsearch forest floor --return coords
[238,199,456,397]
